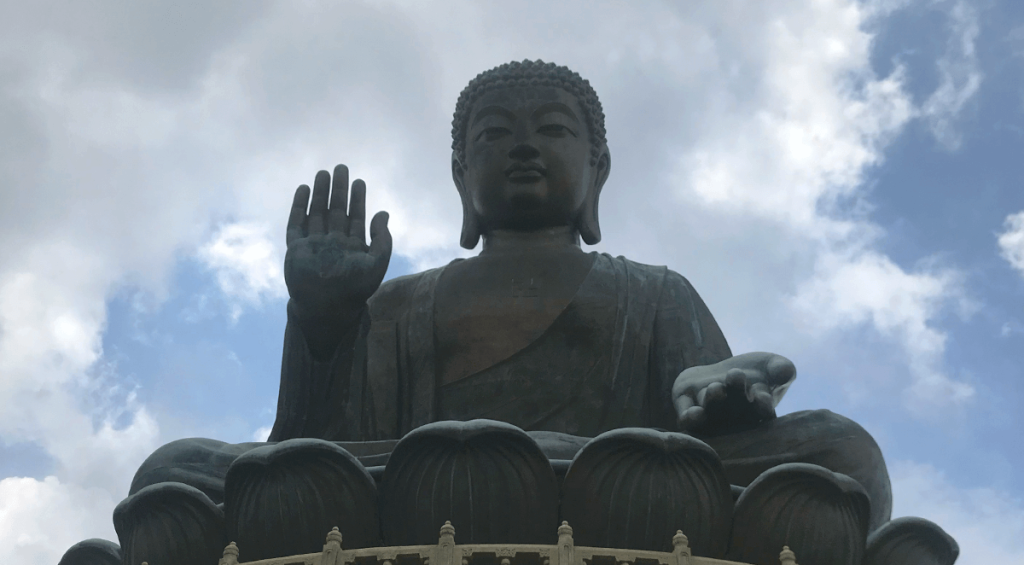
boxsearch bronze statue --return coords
[273,61,885,520]
[59,61,958,565]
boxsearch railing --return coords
[208,521,799,565]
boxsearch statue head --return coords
[451,60,611,249]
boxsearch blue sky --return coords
[0,1,1022,564]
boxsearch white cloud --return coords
[999,320,1023,338]
[891,461,1024,565]
[198,222,287,321]
[651,0,975,410]
[919,0,983,150]
[680,5,914,241]
[0,248,160,478]
[0,248,160,564]
[790,251,974,413]
[252,425,273,443]
[998,211,1024,279]
[0,476,121,565]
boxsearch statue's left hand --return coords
[672,352,796,435]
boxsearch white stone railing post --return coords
[218,542,239,565]
[672,531,691,565]
[321,527,344,565]
[437,521,457,565]
[557,521,575,565]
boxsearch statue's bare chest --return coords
[434,252,595,386]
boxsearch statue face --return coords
[456,86,607,235]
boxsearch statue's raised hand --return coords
[285,165,392,319]
[672,352,796,435]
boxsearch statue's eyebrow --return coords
[470,105,516,127]
[532,102,579,123]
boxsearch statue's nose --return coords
[508,142,540,161]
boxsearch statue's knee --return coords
[779,409,891,530]
[777,409,888,477]
[783,409,883,453]
[129,437,236,500]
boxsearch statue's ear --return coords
[452,152,481,249]
[578,148,610,245]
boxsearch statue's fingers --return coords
[348,179,367,243]
[698,381,727,409]
[286,185,310,246]
[368,211,392,259]
[678,406,706,432]
[308,170,331,235]
[749,382,775,419]
[328,164,350,234]
[673,392,695,419]
[765,354,797,386]
[725,368,747,391]
[746,380,769,402]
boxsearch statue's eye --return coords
[476,127,510,142]
[538,124,575,137]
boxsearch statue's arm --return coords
[655,270,797,434]
[650,270,733,428]
[268,299,369,441]
[661,270,733,367]
[271,165,392,441]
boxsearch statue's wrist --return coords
[287,298,366,325]
[288,298,367,362]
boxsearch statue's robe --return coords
[132,253,891,530]
[271,253,731,441]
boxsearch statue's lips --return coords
[506,166,545,183]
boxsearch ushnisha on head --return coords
[450,60,611,249]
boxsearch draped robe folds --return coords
[269,253,733,442]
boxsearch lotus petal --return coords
[380,419,559,545]
[561,428,733,556]
[864,516,959,565]
[224,438,379,560]
[727,463,870,565]
[113,481,226,565]
[57,539,121,565]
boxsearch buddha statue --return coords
[58,61,958,565]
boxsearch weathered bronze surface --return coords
[57,61,959,565]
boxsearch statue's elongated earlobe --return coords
[452,154,481,249]
[578,190,602,245]
[578,150,610,245]
[460,202,481,249]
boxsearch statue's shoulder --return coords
[595,253,696,293]
[372,271,428,302]
[367,262,454,320]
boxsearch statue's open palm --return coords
[285,164,392,317]
[672,352,796,434]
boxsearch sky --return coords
[0,0,1022,563]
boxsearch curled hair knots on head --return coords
[451,59,608,167]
